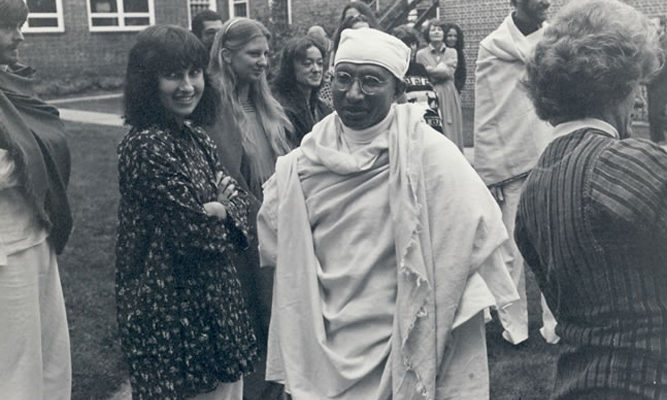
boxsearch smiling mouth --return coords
[174,95,196,103]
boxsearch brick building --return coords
[20,0,254,81]
[439,0,667,106]
[19,0,436,83]
[20,0,667,96]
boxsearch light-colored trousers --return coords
[0,240,71,400]
[497,178,559,345]
[191,379,243,400]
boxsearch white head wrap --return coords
[334,28,411,79]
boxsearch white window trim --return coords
[228,0,249,18]
[187,0,217,28]
[22,0,65,33]
[86,0,155,32]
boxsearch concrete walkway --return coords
[47,93,124,127]
[48,92,122,104]
[57,108,124,127]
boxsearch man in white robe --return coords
[258,28,519,400]
[473,0,559,345]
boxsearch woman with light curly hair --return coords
[515,1,665,399]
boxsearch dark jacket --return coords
[274,86,332,148]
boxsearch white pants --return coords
[0,240,71,400]
[437,312,490,399]
[497,178,559,345]
[190,379,243,400]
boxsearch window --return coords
[23,0,65,33]
[229,0,249,18]
[188,0,217,28]
[87,0,155,32]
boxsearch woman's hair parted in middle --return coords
[442,22,467,92]
[123,25,219,129]
[273,35,327,93]
[524,0,663,124]
[208,17,293,156]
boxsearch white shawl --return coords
[473,14,552,185]
[258,104,518,399]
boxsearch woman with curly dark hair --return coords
[442,22,466,93]
[272,35,333,147]
[117,25,257,399]
[516,1,665,399]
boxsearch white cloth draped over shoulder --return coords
[257,103,519,399]
[473,14,552,185]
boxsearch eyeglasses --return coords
[332,71,388,95]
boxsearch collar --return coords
[428,43,446,54]
[511,11,542,36]
[552,118,619,139]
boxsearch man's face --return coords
[515,0,550,26]
[332,62,399,130]
[0,20,24,66]
[200,19,223,51]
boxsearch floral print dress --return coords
[115,122,258,399]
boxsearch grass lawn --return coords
[59,120,128,399]
[61,115,572,399]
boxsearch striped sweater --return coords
[515,126,667,399]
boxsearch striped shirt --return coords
[515,120,667,399]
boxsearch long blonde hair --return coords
[208,18,293,156]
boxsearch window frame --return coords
[228,0,249,18]
[86,0,156,32]
[22,0,65,33]
[187,0,217,28]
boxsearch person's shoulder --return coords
[415,46,428,54]
[590,137,667,224]
[415,47,430,59]
[188,122,219,150]
[419,123,467,166]
[601,137,667,170]
[478,15,511,50]
[118,125,173,155]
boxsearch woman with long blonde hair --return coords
[207,18,289,400]
[208,17,292,200]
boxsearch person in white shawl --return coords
[258,27,519,400]
[473,0,559,346]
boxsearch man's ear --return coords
[220,48,233,65]
[394,78,407,99]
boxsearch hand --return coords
[215,172,239,203]
[203,201,227,219]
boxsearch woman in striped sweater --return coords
[516,1,665,399]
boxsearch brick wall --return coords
[18,0,667,91]
[288,0,351,36]
[440,0,667,107]
[21,0,191,81]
